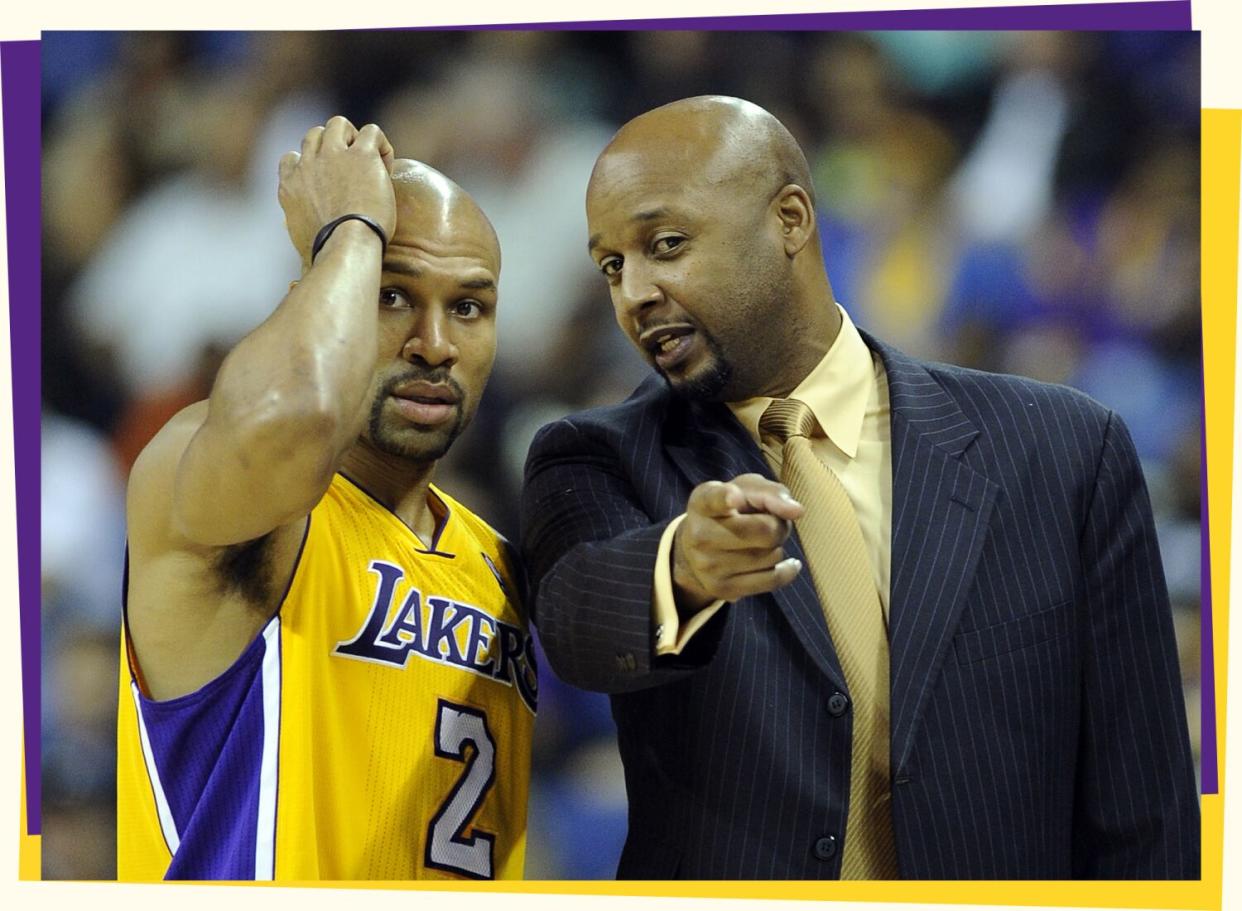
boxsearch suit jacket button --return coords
[827,692,850,717]
[813,835,837,860]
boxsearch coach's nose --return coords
[613,265,664,325]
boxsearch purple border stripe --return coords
[1200,405,1217,794]
[1,39,42,835]
[420,2,1192,30]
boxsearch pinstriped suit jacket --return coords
[520,333,1200,880]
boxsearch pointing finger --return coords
[738,487,804,520]
[692,481,747,518]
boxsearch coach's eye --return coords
[380,288,411,309]
[652,234,685,256]
[599,256,622,278]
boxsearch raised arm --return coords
[124,118,397,699]
[169,116,397,546]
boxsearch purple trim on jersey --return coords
[134,619,276,880]
[423,487,453,555]
[121,507,308,879]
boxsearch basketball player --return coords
[116,117,536,881]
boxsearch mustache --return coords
[381,368,465,400]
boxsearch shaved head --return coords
[585,96,839,402]
[591,95,815,211]
[389,159,500,272]
[295,159,500,276]
[391,158,487,219]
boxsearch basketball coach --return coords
[520,96,1200,880]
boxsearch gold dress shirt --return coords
[653,304,892,654]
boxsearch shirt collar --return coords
[727,304,873,459]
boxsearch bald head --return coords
[389,158,500,271]
[591,96,815,209]
[584,96,838,402]
[293,158,500,276]
[391,158,478,213]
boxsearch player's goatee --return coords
[369,368,468,461]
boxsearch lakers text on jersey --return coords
[117,474,536,880]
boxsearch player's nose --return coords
[402,308,459,367]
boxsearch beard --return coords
[664,253,794,402]
[661,328,736,402]
[365,369,469,465]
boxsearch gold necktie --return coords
[759,398,897,879]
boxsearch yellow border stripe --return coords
[19,739,40,880]
[1203,106,1239,801]
[1201,107,1241,911]
[169,858,1221,909]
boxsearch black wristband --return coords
[310,214,388,264]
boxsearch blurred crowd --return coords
[39,30,1202,879]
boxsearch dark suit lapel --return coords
[663,399,761,490]
[665,399,849,693]
[867,334,1000,776]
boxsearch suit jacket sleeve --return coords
[1071,410,1201,878]
[521,417,727,694]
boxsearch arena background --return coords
[38,29,1202,879]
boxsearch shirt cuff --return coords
[653,513,727,656]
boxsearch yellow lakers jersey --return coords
[117,474,536,880]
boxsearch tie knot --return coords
[759,398,818,443]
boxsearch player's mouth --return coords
[389,382,460,426]
[639,324,697,372]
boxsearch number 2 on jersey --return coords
[426,700,497,879]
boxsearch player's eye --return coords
[452,299,483,319]
[599,256,622,278]
[379,287,411,309]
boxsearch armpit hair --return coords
[213,533,273,609]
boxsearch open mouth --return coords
[389,382,460,426]
[639,324,697,371]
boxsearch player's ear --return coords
[288,279,300,292]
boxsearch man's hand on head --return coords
[277,116,397,267]
[671,473,804,616]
